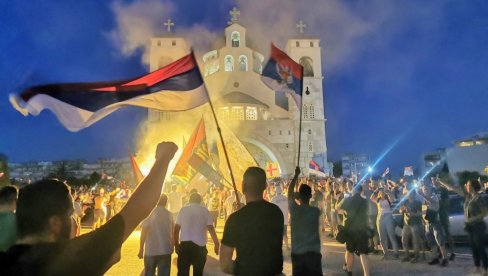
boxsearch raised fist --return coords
[155,142,178,161]
[294,166,301,177]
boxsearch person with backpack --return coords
[338,185,371,276]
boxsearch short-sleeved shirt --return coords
[222,200,283,275]
[437,187,450,224]
[0,212,16,252]
[271,194,289,225]
[168,192,184,214]
[141,206,174,256]
[176,204,212,246]
[289,199,321,254]
[465,194,487,225]
[0,214,125,276]
[311,190,324,207]
[404,199,422,226]
[340,194,368,231]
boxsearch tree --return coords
[0,153,10,186]
[332,161,342,177]
[456,171,488,186]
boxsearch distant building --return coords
[421,148,447,175]
[9,158,131,182]
[147,9,330,176]
[342,154,369,179]
[445,133,488,178]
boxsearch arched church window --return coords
[309,104,315,119]
[299,56,314,77]
[308,142,313,152]
[308,129,312,135]
[303,104,309,119]
[220,107,230,120]
[231,107,244,120]
[245,107,257,120]
[238,55,248,71]
[225,55,234,72]
[231,31,240,47]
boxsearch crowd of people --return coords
[0,141,487,275]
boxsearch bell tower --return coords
[285,20,329,173]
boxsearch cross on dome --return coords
[163,19,175,33]
[296,20,307,33]
[228,7,240,25]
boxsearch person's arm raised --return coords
[287,167,301,202]
[119,142,178,240]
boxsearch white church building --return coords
[147,9,330,177]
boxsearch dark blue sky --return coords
[1,0,487,174]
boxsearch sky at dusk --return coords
[1,0,487,174]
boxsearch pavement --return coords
[100,220,475,276]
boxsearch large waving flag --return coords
[261,43,303,108]
[129,152,144,186]
[10,53,208,131]
[172,118,205,184]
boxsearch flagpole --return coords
[296,82,306,171]
[191,51,241,204]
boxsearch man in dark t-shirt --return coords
[220,167,283,275]
[338,186,370,276]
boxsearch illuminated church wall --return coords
[147,20,328,177]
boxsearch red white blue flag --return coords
[261,43,303,108]
[404,166,414,176]
[381,167,390,178]
[309,160,326,177]
[10,53,208,131]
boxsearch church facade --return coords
[147,11,329,177]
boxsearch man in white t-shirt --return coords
[271,185,290,249]
[138,194,174,276]
[168,185,184,218]
[174,193,219,276]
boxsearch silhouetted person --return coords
[0,185,18,252]
[288,167,322,276]
[0,142,177,275]
[220,167,283,275]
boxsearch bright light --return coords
[368,166,373,173]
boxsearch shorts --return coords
[426,221,445,247]
[291,252,322,276]
[345,229,370,255]
[93,209,105,222]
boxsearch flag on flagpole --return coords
[404,166,414,176]
[381,167,390,178]
[261,43,303,108]
[265,162,280,179]
[129,152,144,186]
[309,160,326,177]
[172,118,205,184]
[10,53,209,132]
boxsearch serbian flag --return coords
[10,53,209,132]
[261,43,303,108]
[129,152,144,186]
[404,166,414,176]
[309,160,326,177]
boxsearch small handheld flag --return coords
[404,166,414,176]
[10,53,209,132]
[381,167,390,178]
[261,43,303,108]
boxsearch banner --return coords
[265,162,281,178]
